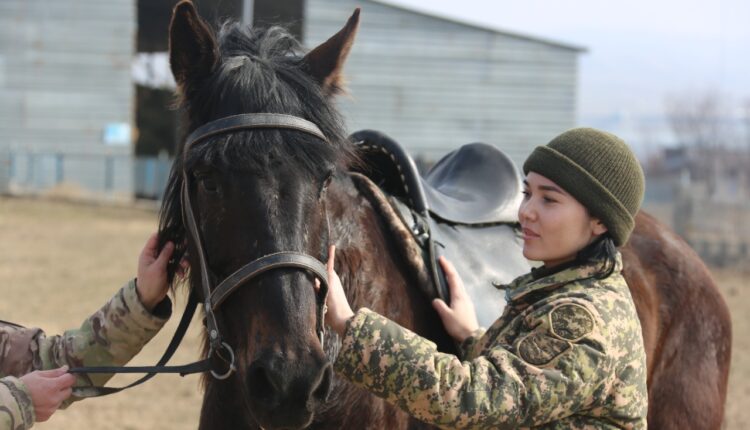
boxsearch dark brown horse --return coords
[158,2,731,429]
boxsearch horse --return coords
[158,2,731,429]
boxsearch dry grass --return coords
[0,196,747,429]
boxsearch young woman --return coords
[0,233,176,429]
[322,128,648,428]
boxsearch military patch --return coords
[550,303,595,341]
[517,331,570,366]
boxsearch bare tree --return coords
[664,90,734,147]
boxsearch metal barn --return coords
[0,0,135,198]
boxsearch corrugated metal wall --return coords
[0,0,134,196]
[305,0,582,165]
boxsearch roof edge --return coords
[368,0,588,53]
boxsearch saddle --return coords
[350,130,531,327]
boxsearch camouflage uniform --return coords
[334,253,648,429]
[0,279,171,430]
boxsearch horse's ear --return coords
[169,0,218,92]
[303,8,360,97]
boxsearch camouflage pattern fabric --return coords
[334,253,648,429]
[0,280,171,429]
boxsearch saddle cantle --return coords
[350,130,530,327]
[423,142,522,225]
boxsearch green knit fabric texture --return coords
[522,127,645,246]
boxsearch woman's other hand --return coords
[315,245,354,337]
[432,256,480,343]
[136,232,174,312]
[20,366,76,422]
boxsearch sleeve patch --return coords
[517,332,570,366]
[550,304,595,341]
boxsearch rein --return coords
[70,113,331,397]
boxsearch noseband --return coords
[68,113,332,394]
[182,113,332,379]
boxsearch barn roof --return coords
[369,0,588,53]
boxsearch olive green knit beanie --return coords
[522,127,645,246]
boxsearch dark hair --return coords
[576,235,618,279]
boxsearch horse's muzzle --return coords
[245,352,333,429]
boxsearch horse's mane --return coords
[158,22,358,282]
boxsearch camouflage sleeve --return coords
[334,305,612,429]
[0,376,34,430]
[0,279,171,407]
[456,328,486,361]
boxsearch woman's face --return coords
[519,172,607,268]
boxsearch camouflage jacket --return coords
[334,253,648,429]
[0,279,171,430]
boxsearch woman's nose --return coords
[518,199,535,222]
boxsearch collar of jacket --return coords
[504,252,623,304]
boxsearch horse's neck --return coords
[326,174,453,347]
[309,175,449,430]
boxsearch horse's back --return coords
[622,211,732,430]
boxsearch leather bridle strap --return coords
[210,252,329,341]
[180,112,330,351]
[184,113,328,150]
[69,291,208,397]
[181,174,222,349]
[211,252,328,311]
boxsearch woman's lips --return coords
[522,227,540,240]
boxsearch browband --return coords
[184,113,328,152]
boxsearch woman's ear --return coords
[591,218,608,237]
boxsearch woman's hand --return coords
[136,232,175,312]
[19,366,76,422]
[315,245,354,337]
[432,256,479,343]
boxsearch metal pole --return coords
[56,153,64,184]
[242,0,254,26]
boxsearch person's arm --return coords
[322,246,612,428]
[1,375,35,430]
[334,303,611,429]
[0,233,175,428]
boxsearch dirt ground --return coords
[0,196,747,429]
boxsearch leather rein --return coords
[69,113,331,397]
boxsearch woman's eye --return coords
[543,196,557,204]
[522,190,530,199]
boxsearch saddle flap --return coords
[422,143,523,225]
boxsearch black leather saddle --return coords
[350,130,530,324]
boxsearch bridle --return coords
[70,113,332,395]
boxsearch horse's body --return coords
[159,2,731,429]
[622,212,731,429]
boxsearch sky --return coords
[381,0,750,152]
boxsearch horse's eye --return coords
[194,172,219,193]
[201,178,219,192]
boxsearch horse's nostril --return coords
[311,363,333,403]
[246,362,279,405]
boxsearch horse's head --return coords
[159,2,359,428]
